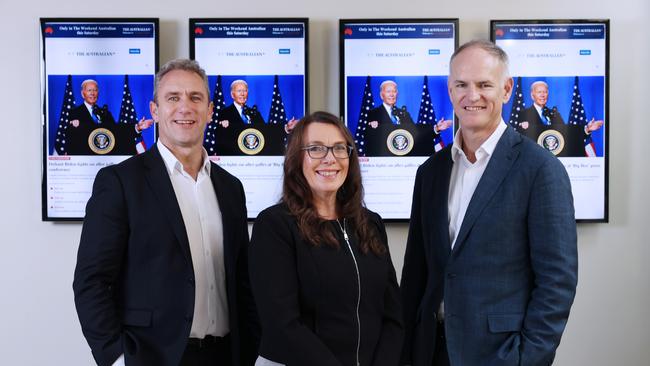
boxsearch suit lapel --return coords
[143,145,193,265]
[209,164,235,278]
[452,127,521,255]
[435,149,453,256]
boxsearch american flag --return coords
[204,75,225,155]
[508,76,525,129]
[54,75,76,155]
[568,76,596,157]
[118,75,146,154]
[353,76,374,156]
[417,75,444,152]
[267,75,288,124]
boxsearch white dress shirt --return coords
[234,102,249,123]
[447,121,507,249]
[382,103,399,123]
[533,103,549,123]
[438,121,507,321]
[158,141,230,338]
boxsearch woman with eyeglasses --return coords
[249,111,403,366]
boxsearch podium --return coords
[364,122,436,156]
[66,123,137,155]
[215,123,286,156]
[520,123,585,157]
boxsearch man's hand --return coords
[585,118,604,133]
[369,120,379,129]
[520,121,529,130]
[284,117,298,134]
[434,118,452,133]
[135,117,154,132]
[70,119,80,128]
[219,119,230,128]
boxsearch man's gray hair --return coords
[380,80,397,91]
[230,79,248,92]
[530,80,549,91]
[81,79,98,90]
[153,58,209,103]
[450,39,510,77]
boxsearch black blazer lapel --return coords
[209,164,237,279]
[143,144,193,265]
[452,127,522,255]
[434,149,454,256]
[381,107,391,124]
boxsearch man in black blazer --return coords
[401,41,578,366]
[66,79,152,155]
[73,59,259,366]
[212,80,268,155]
[367,80,414,128]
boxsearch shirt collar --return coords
[157,140,211,177]
[451,119,507,163]
[84,101,95,114]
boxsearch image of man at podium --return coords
[66,79,152,155]
[517,81,603,157]
[365,80,451,156]
[214,79,285,155]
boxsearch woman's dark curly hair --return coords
[282,111,385,255]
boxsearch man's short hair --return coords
[230,79,248,92]
[153,59,209,103]
[380,80,397,91]
[450,39,510,78]
[81,79,98,90]
[530,80,549,91]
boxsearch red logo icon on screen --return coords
[44,27,54,34]
[344,28,353,36]
[495,29,504,37]
[194,27,204,35]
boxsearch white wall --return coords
[1,0,648,365]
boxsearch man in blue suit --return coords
[401,40,578,366]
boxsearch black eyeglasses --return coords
[302,144,353,159]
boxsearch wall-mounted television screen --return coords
[340,18,458,220]
[41,18,159,220]
[491,19,609,222]
[190,18,308,218]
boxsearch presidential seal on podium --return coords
[537,129,565,156]
[87,128,116,155]
[238,128,266,155]
[386,129,414,156]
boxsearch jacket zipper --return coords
[337,218,361,366]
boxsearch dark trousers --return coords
[433,321,450,366]
[180,334,231,366]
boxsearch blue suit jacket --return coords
[73,145,259,366]
[401,126,577,366]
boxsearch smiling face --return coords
[380,82,398,106]
[231,82,248,106]
[448,46,513,135]
[531,83,549,107]
[81,81,98,105]
[150,69,213,153]
[301,122,350,206]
